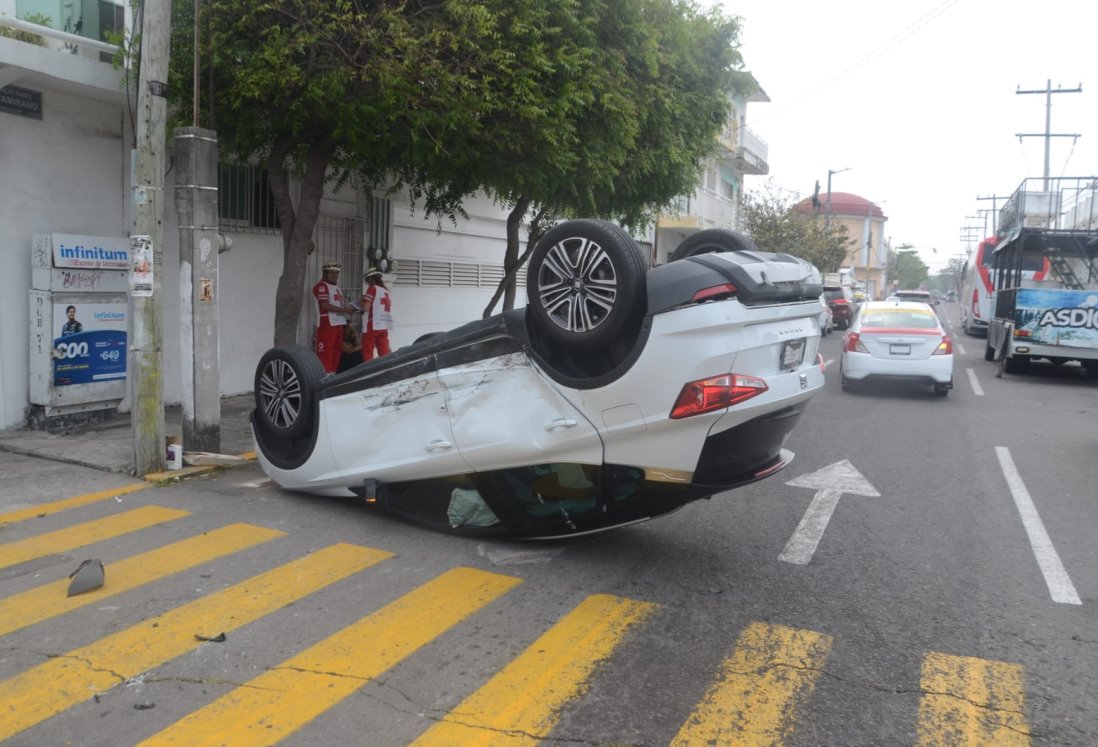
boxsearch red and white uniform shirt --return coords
[312,281,348,327]
[362,285,394,332]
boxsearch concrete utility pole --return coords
[825,167,851,230]
[976,194,1010,236]
[174,128,222,453]
[1016,80,1082,191]
[130,0,172,475]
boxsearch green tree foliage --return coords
[887,245,929,290]
[167,0,744,341]
[740,188,851,271]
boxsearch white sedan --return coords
[253,221,827,538]
[839,300,954,396]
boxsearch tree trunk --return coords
[482,205,549,319]
[500,196,530,312]
[269,136,337,347]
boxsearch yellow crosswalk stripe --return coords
[0,523,285,636]
[139,566,522,747]
[410,593,658,747]
[670,621,833,747]
[0,482,150,528]
[916,651,1030,746]
[0,542,392,741]
[0,505,190,570]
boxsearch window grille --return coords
[395,260,527,289]
[217,162,281,234]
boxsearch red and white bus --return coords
[959,237,1049,336]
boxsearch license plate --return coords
[890,344,911,355]
[781,338,806,371]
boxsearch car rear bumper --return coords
[842,352,953,384]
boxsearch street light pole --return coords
[826,167,851,230]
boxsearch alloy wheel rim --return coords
[258,359,301,429]
[537,236,618,333]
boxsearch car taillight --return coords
[971,290,981,319]
[932,336,953,355]
[1014,328,1030,338]
[844,332,869,353]
[670,373,768,419]
[692,283,738,303]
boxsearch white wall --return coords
[386,192,529,348]
[0,87,128,427]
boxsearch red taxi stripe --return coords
[859,327,940,335]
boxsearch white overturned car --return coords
[252,220,825,538]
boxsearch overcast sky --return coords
[714,0,1098,273]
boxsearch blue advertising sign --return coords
[52,301,128,387]
[52,330,127,386]
[1014,289,1098,349]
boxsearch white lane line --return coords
[956,343,967,356]
[965,367,984,396]
[995,446,1081,605]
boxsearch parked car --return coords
[817,295,834,335]
[840,300,954,396]
[252,221,826,538]
[822,286,854,329]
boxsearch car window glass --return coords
[861,310,939,329]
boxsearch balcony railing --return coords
[0,15,120,63]
[717,123,768,176]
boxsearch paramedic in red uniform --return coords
[360,267,394,361]
[312,262,356,373]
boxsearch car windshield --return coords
[823,290,847,301]
[861,309,939,329]
[895,291,930,301]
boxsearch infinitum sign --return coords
[29,234,130,422]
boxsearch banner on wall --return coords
[52,301,128,387]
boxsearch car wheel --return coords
[668,229,759,262]
[984,342,995,361]
[934,384,950,397]
[526,219,647,351]
[1003,355,1030,375]
[254,345,323,440]
[1084,360,1098,378]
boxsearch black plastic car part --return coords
[646,251,822,315]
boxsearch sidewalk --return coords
[0,394,256,476]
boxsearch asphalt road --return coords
[1,301,1095,746]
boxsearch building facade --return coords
[794,192,889,299]
[653,74,770,263]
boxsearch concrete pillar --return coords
[173,127,220,452]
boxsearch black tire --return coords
[839,361,852,391]
[984,342,995,362]
[669,229,759,262]
[1003,355,1030,375]
[254,345,323,440]
[934,384,950,397]
[526,219,647,351]
[1083,360,1098,379]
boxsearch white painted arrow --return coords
[779,460,880,565]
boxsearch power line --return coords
[749,0,963,125]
